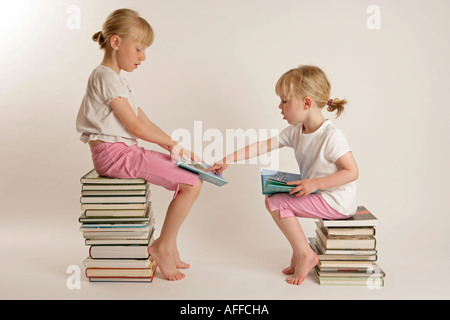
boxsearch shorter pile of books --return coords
[79,169,157,283]
[310,206,385,287]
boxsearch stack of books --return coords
[78,169,157,283]
[309,206,385,287]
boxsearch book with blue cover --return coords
[176,160,228,187]
[261,168,302,195]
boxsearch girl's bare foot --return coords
[286,251,319,286]
[174,248,190,269]
[282,253,296,275]
[148,240,185,281]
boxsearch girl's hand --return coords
[205,162,229,175]
[287,179,319,197]
[169,144,201,163]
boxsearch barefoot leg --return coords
[265,198,318,286]
[265,197,297,275]
[285,251,319,285]
[275,215,318,285]
[149,179,201,280]
[174,243,190,269]
[282,252,296,275]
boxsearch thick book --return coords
[309,237,377,261]
[83,209,148,218]
[81,169,146,185]
[318,260,376,270]
[81,189,147,196]
[88,277,154,283]
[79,211,151,223]
[81,220,151,230]
[176,160,228,186]
[316,226,376,250]
[320,206,378,227]
[83,201,151,217]
[83,256,152,268]
[81,201,149,210]
[82,183,148,191]
[81,227,152,239]
[89,244,151,259]
[85,237,152,245]
[79,205,153,223]
[81,217,155,232]
[81,223,154,241]
[85,260,157,280]
[315,221,375,237]
[313,266,385,287]
[80,188,151,204]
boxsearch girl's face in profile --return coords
[115,35,148,72]
[278,94,306,125]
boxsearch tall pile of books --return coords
[78,169,157,283]
[309,206,385,287]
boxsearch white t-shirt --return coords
[76,65,138,146]
[277,120,357,215]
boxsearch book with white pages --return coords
[83,257,152,268]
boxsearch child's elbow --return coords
[127,121,143,138]
[352,167,359,182]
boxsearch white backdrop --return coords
[0,0,449,299]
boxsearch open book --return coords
[261,168,301,195]
[261,168,319,195]
[176,160,228,187]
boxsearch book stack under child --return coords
[309,206,385,287]
[78,169,157,283]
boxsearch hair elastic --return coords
[327,99,333,106]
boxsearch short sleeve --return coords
[324,129,352,163]
[277,125,300,148]
[94,69,129,105]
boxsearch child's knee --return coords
[179,179,202,195]
[264,196,274,213]
[193,178,203,193]
[264,197,270,210]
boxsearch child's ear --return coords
[304,97,313,110]
[110,35,121,50]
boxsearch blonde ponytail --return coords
[92,31,106,48]
[326,98,347,118]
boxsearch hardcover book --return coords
[176,160,228,186]
[81,169,146,184]
[320,206,378,227]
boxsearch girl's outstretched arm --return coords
[206,136,283,174]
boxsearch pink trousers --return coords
[90,142,198,197]
[266,193,350,220]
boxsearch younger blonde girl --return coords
[208,65,358,286]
